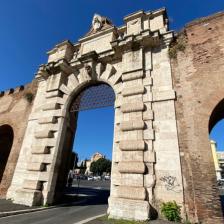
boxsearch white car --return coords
[93,176,101,180]
[87,176,93,181]
[104,175,110,180]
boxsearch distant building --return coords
[211,140,224,180]
[85,152,105,175]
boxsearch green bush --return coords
[25,92,34,103]
[161,201,181,222]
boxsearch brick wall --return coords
[171,12,224,223]
[0,82,37,198]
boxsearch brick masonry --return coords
[0,82,37,198]
[171,12,224,224]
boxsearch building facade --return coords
[0,8,223,223]
[85,152,105,175]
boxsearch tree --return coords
[90,158,111,176]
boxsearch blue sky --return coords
[0,0,224,160]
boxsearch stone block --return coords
[119,140,145,151]
[118,161,145,174]
[144,174,156,188]
[113,173,144,187]
[14,189,43,206]
[120,120,145,131]
[35,130,54,139]
[144,150,156,163]
[122,70,144,81]
[121,102,144,113]
[38,116,57,124]
[27,162,45,171]
[153,90,176,102]
[42,102,60,111]
[122,48,143,73]
[122,85,145,97]
[47,73,63,92]
[117,186,146,200]
[46,90,61,99]
[23,180,42,190]
[121,151,144,162]
[143,110,154,120]
[108,197,150,221]
[31,145,50,154]
[143,129,155,140]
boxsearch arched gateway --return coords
[6,8,224,223]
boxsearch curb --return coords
[0,198,87,219]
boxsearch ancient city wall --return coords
[0,82,37,197]
[171,12,224,223]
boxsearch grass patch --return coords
[97,215,148,224]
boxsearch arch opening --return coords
[209,99,224,214]
[53,82,115,205]
[0,125,14,183]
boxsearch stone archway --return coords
[7,9,184,221]
[0,125,14,184]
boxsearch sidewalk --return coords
[84,215,178,224]
[85,219,177,224]
[0,199,39,212]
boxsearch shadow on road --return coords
[60,186,110,206]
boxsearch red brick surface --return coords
[0,81,37,198]
[171,12,224,224]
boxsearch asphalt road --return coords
[0,180,111,224]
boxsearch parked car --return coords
[104,175,110,180]
[93,176,101,181]
[87,176,94,181]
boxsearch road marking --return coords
[74,213,106,224]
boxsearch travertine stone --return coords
[46,90,61,99]
[35,130,54,139]
[47,73,64,92]
[42,102,60,111]
[144,174,156,188]
[117,186,146,200]
[100,64,116,80]
[23,180,41,190]
[120,120,145,131]
[144,150,156,163]
[143,129,155,140]
[38,117,57,124]
[143,110,154,120]
[27,162,45,171]
[113,173,144,187]
[118,161,145,174]
[121,102,144,113]
[67,74,79,89]
[31,146,50,154]
[122,71,144,81]
[121,151,144,162]
[14,189,42,206]
[6,8,189,223]
[153,90,176,102]
[108,197,150,221]
[122,49,143,73]
[59,84,72,95]
[119,140,145,151]
[122,85,145,97]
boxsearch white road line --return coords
[74,213,106,224]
